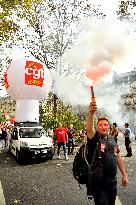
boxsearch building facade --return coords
[0,96,16,117]
[112,69,136,85]
[112,69,136,111]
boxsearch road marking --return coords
[116,196,122,205]
[0,181,6,205]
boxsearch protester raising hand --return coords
[86,97,97,138]
[90,97,97,114]
[85,95,128,205]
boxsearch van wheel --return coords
[16,149,21,162]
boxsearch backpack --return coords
[72,134,104,199]
[73,131,102,185]
[72,143,88,185]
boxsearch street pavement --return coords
[0,180,6,205]
[0,132,136,205]
[116,133,136,205]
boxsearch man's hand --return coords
[86,97,97,138]
[122,175,128,187]
[90,97,97,114]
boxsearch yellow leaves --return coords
[0,0,42,10]
[0,0,43,44]
[0,19,18,32]
[0,19,18,44]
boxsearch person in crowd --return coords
[6,125,13,148]
[1,127,8,147]
[67,124,75,155]
[122,123,133,157]
[134,124,136,140]
[53,123,69,160]
[79,126,87,143]
[111,122,118,143]
[47,127,54,138]
[0,127,4,149]
[86,97,128,205]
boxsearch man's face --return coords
[97,120,110,136]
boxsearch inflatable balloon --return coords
[4,58,52,122]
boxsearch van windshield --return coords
[19,128,46,138]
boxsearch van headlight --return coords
[20,141,29,147]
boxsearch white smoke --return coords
[53,16,136,125]
[62,19,136,73]
[53,74,91,106]
[95,83,129,126]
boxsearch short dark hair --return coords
[113,122,117,127]
[97,117,109,124]
[124,123,129,127]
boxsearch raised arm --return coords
[86,97,97,139]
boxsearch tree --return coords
[19,0,105,111]
[12,0,102,68]
[0,112,5,122]
[0,0,43,90]
[118,0,136,18]
[39,93,85,132]
[0,0,43,44]
[6,0,99,121]
[2,0,135,125]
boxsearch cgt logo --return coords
[25,61,44,87]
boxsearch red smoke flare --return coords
[86,66,111,84]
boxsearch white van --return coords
[9,122,54,162]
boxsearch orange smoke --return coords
[86,66,111,84]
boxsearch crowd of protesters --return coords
[0,122,13,150]
[0,120,136,160]
[47,121,136,161]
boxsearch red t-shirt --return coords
[54,128,67,142]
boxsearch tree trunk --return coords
[53,94,58,118]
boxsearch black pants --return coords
[92,181,117,205]
[125,137,132,156]
[68,138,74,154]
[57,142,67,157]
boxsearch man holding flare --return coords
[85,94,128,205]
